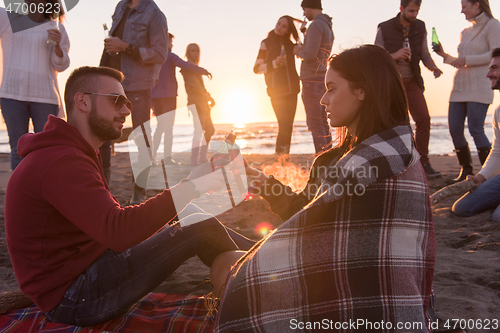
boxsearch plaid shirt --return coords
[215,126,435,333]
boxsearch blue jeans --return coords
[452,174,500,223]
[0,98,58,170]
[448,102,490,150]
[152,97,177,160]
[46,204,255,326]
[301,81,331,153]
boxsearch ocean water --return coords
[0,116,493,156]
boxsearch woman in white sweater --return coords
[436,0,500,182]
[0,1,70,170]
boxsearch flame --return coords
[261,160,310,192]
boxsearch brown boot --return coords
[478,145,491,166]
[453,145,474,182]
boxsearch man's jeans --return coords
[0,98,58,170]
[46,205,255,326]
[403,77,431,165]
[452,174,500,223]
[301,81,331,153]
[448,102,490,150]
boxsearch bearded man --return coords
[4,66,254,326]
[375,0,443,178]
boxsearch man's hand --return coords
[392,47,411,61]
[188,159,228,194]
[300,20,307,34]
[451,57,466,68]
[104,37,129,54]
[431,66,443,78]
[467,174,486,187]
[293,44,304,56]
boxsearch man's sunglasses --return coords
[83,93,133,111]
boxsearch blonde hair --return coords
[185,43,200,65]
[467,0,494,18]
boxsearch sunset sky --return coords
[2,0,500,127]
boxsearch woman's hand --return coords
[272,56,286,68]
[48,29,63,57]
[245,163,269,191]
[434,42,447,58]
[450,57,466,68]
[47,29,62,46]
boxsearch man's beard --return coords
[402,13,416,24]
[493,80,500,90]
[88,104,123,142]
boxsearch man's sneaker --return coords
[423,163,441,178]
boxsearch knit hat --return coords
[301,0,322,9]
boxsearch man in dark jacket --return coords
[294,0,334,153]
[375,0,443,178]
[5,66,253,326]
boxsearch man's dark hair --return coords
[64,66,124,116]
[492,48,500,59]
[401,0,422,8]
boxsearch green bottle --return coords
[432,27,440,52]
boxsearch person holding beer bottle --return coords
[254,15,301,159]
[375,0,443,179]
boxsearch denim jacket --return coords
[110,0,168,91]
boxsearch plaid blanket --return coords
[0,293,213,332]
[216,126,436,332]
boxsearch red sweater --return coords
[5,116,181,312]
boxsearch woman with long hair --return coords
[435,0,500,181]
[181,43,215,165]
[254,15,300,158]
[215,45,435,331]
[0,0,70,170]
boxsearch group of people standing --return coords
[255,0,500,183]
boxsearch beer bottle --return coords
[403,37,411,62]
[432,27,441,52]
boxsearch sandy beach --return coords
[0,152,499,332]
